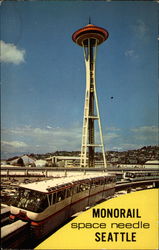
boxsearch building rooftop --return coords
[145,160,159,165]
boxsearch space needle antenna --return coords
[72,21,109,168]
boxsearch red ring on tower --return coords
[72,24,109,47]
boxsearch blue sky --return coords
[1,1,158,158]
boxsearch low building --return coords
[34,160,48,167]
[7,155,35,166]
[144,160,159,169]
[47,156,81,167]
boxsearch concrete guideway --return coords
[1,220,29,249]
[1,206,10,226]
[1,166,158,178]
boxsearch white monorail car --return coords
[123,171,159,181]
[9,174,115,238]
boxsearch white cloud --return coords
[1,125,158,158]
[105,126,121,132]
[4,126,81,140]
[3,125,119,155]
[125,50,134,57]
[132,20,149,40]
[124,49,138,59]
[2,140,28,148]
[46,125,53,129]
[1,140,29,156]
[115,143,144,151]
[104,132,120,141]
[1,126,82,154]
[130,126,158,143]
[131,126,158,134]
[105,125,158,151]
[0,40,25,65]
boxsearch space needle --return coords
[72,20,109,168]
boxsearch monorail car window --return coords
[126,172,132,177]
[57,190,66,202]
[83,181,90,190]
[104,177,107,184]
[113,176,116,182]
[79,183,88,192]
[77,184,81,193]
[48,192,56,205]
[79,184,84,192]
[52,192,56,204]
[12,188,49,212]
[107,177,112,183]
[72,182,90,194]
[94,178,100,186]
[72,185,77,194]
[110,177,113,183]
[91,179,96,188]
[38,195,48,212]
[74,184,84,194]
[91,178,103,187]
[66,188,72,198]
[48,194,52,206]
[100,178,105,185]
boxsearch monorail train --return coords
[123,171,159,181]
[9,174,116,238]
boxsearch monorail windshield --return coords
[12,188,48,212]
[125,172,135,178]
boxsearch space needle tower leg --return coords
[72,22,109,168]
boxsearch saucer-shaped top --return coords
[72,24,109,46]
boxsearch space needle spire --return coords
[72,22,109,168]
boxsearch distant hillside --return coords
[3,146,158,165]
